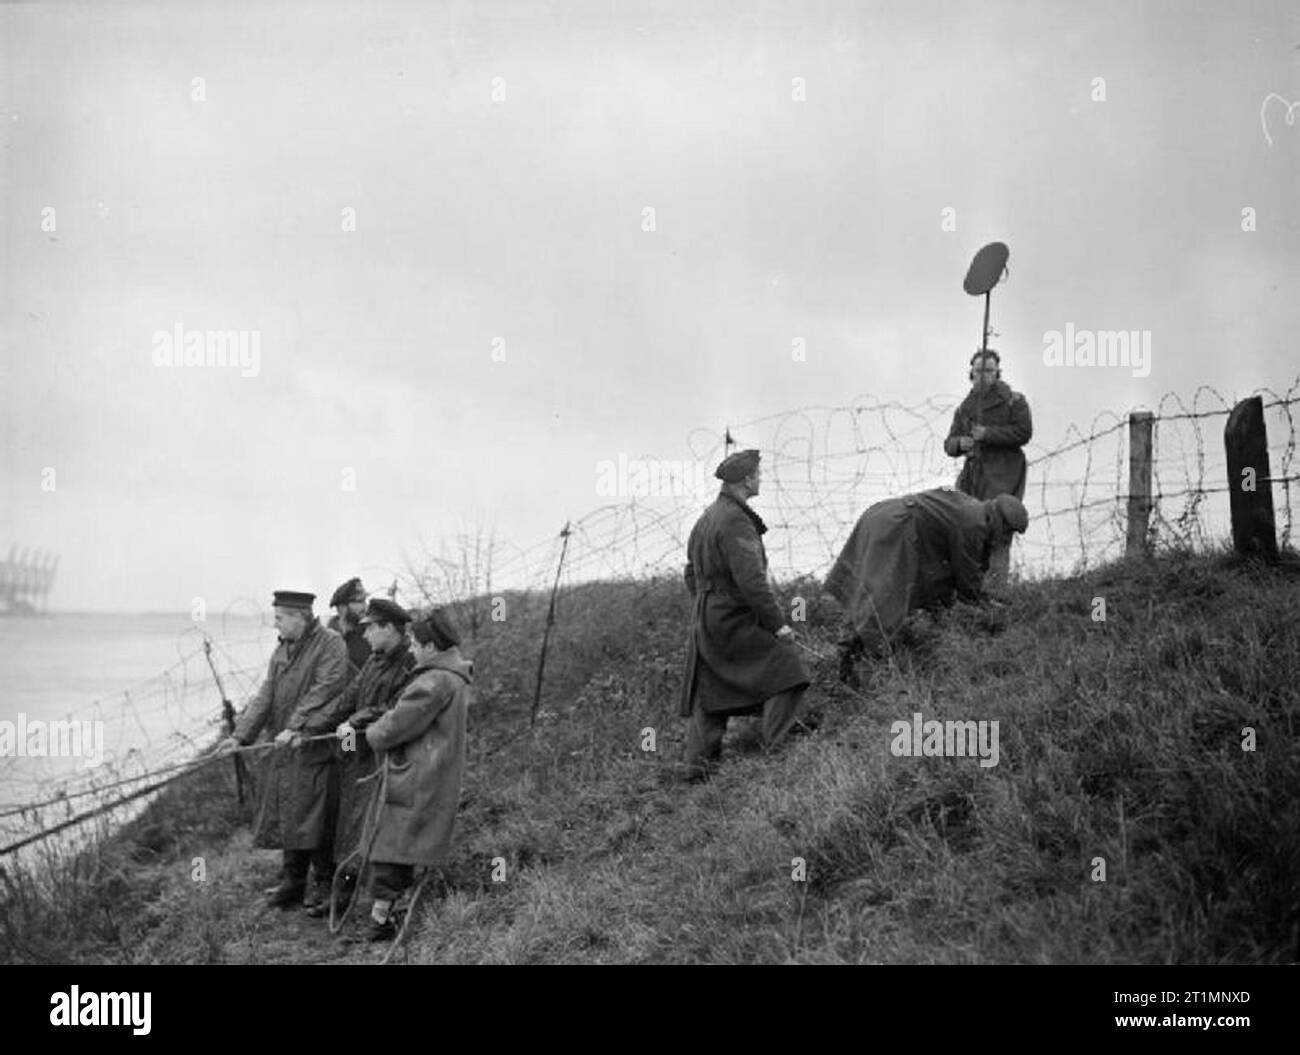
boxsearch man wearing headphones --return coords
[943,349,1033,582]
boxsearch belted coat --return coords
[233,618,353,851]
[943,379,1032,500]
[679,490,809,718]
[365,647,472,867]
[825,487,997,645]
[332,640,415,859]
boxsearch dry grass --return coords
[4,547,1299,964]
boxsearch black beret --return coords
[410,607,461,650]
[329,577,366,607]
[715,448,761,483]
[360,597,410,626]
[272,590,315,611]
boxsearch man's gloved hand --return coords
[336,722,354,740]
[215,737,240,756]
[274,729,303,749]
[959,435,976,452]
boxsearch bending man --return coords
[825,488,1029,688]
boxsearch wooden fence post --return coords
[1126,411,1154,557]
[1224,396,1278,561]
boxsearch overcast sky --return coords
[2,0,1298,612]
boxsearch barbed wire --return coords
[4,375,1298,856]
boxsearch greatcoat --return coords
[943,379,1033,500]
[332,640,415,860]
[824,487,998,646]
[364,647,473,867]
[679,490,809,718]
[233,618,353,851]
[328,614,372,673]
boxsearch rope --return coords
[0,734,336,857]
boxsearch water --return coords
[0,611,278,861]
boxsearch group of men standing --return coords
[679,349,1033,776]
[216,580,473,941]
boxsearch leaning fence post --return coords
[1224,396,1278,561]
[1126,411,1154,557]
[531,522,572,728]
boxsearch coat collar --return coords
[414,646,474,681]
[279,615,322,653]
[370,639,411,669]
[961,379,1012,414]
[718,489,768,536]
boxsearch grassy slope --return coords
[3,549,1298,964]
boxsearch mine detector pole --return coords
[203,636,246,805]
[975,290,990,440]
[531,522,572,729]
[962,242,1010,466]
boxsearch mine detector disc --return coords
[963,241,1009,296]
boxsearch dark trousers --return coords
[282,847,334,888]
[684,688,805,769]
[370,861,415,902]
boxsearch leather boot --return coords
[837,643,861,691]
[268,850,309,909]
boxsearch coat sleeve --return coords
[334,670,363,722]
[978,392,1032,447]
[943,404,969,458]
[285,635,353,735]
[350,662,406,729]
[365,674,453,752]
[232,662,275,744]
[721,520,787,633]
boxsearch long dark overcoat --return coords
[328,614,372,672]
[825,488,995,644]
[233,619,352,851]
[679,490,809,718]
[943,379,1032,500]
[332,640,414,859]
[365,648,472,867]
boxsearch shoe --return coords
[303,875,336,917]
[789,713,822,737]
[837,649,862,691]
[308,870,355,918]
[267,881,306,909]
[366,917,398,943]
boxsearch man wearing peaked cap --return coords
[678,448,811,783]
[318,597,415,916]
[217,589,354,910]
[825,487,1030,689]
[328,577,371,671]
[360,597,411,626]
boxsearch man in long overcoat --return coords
[218,590,353,909]
[306,597,415,918]
[943,349,1033,580]
[363,606,472,941]
[679,449,810,782]
[825,488,1029,687]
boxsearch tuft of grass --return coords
[4,548,1299,963]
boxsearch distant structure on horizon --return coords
[0,545,58,615]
